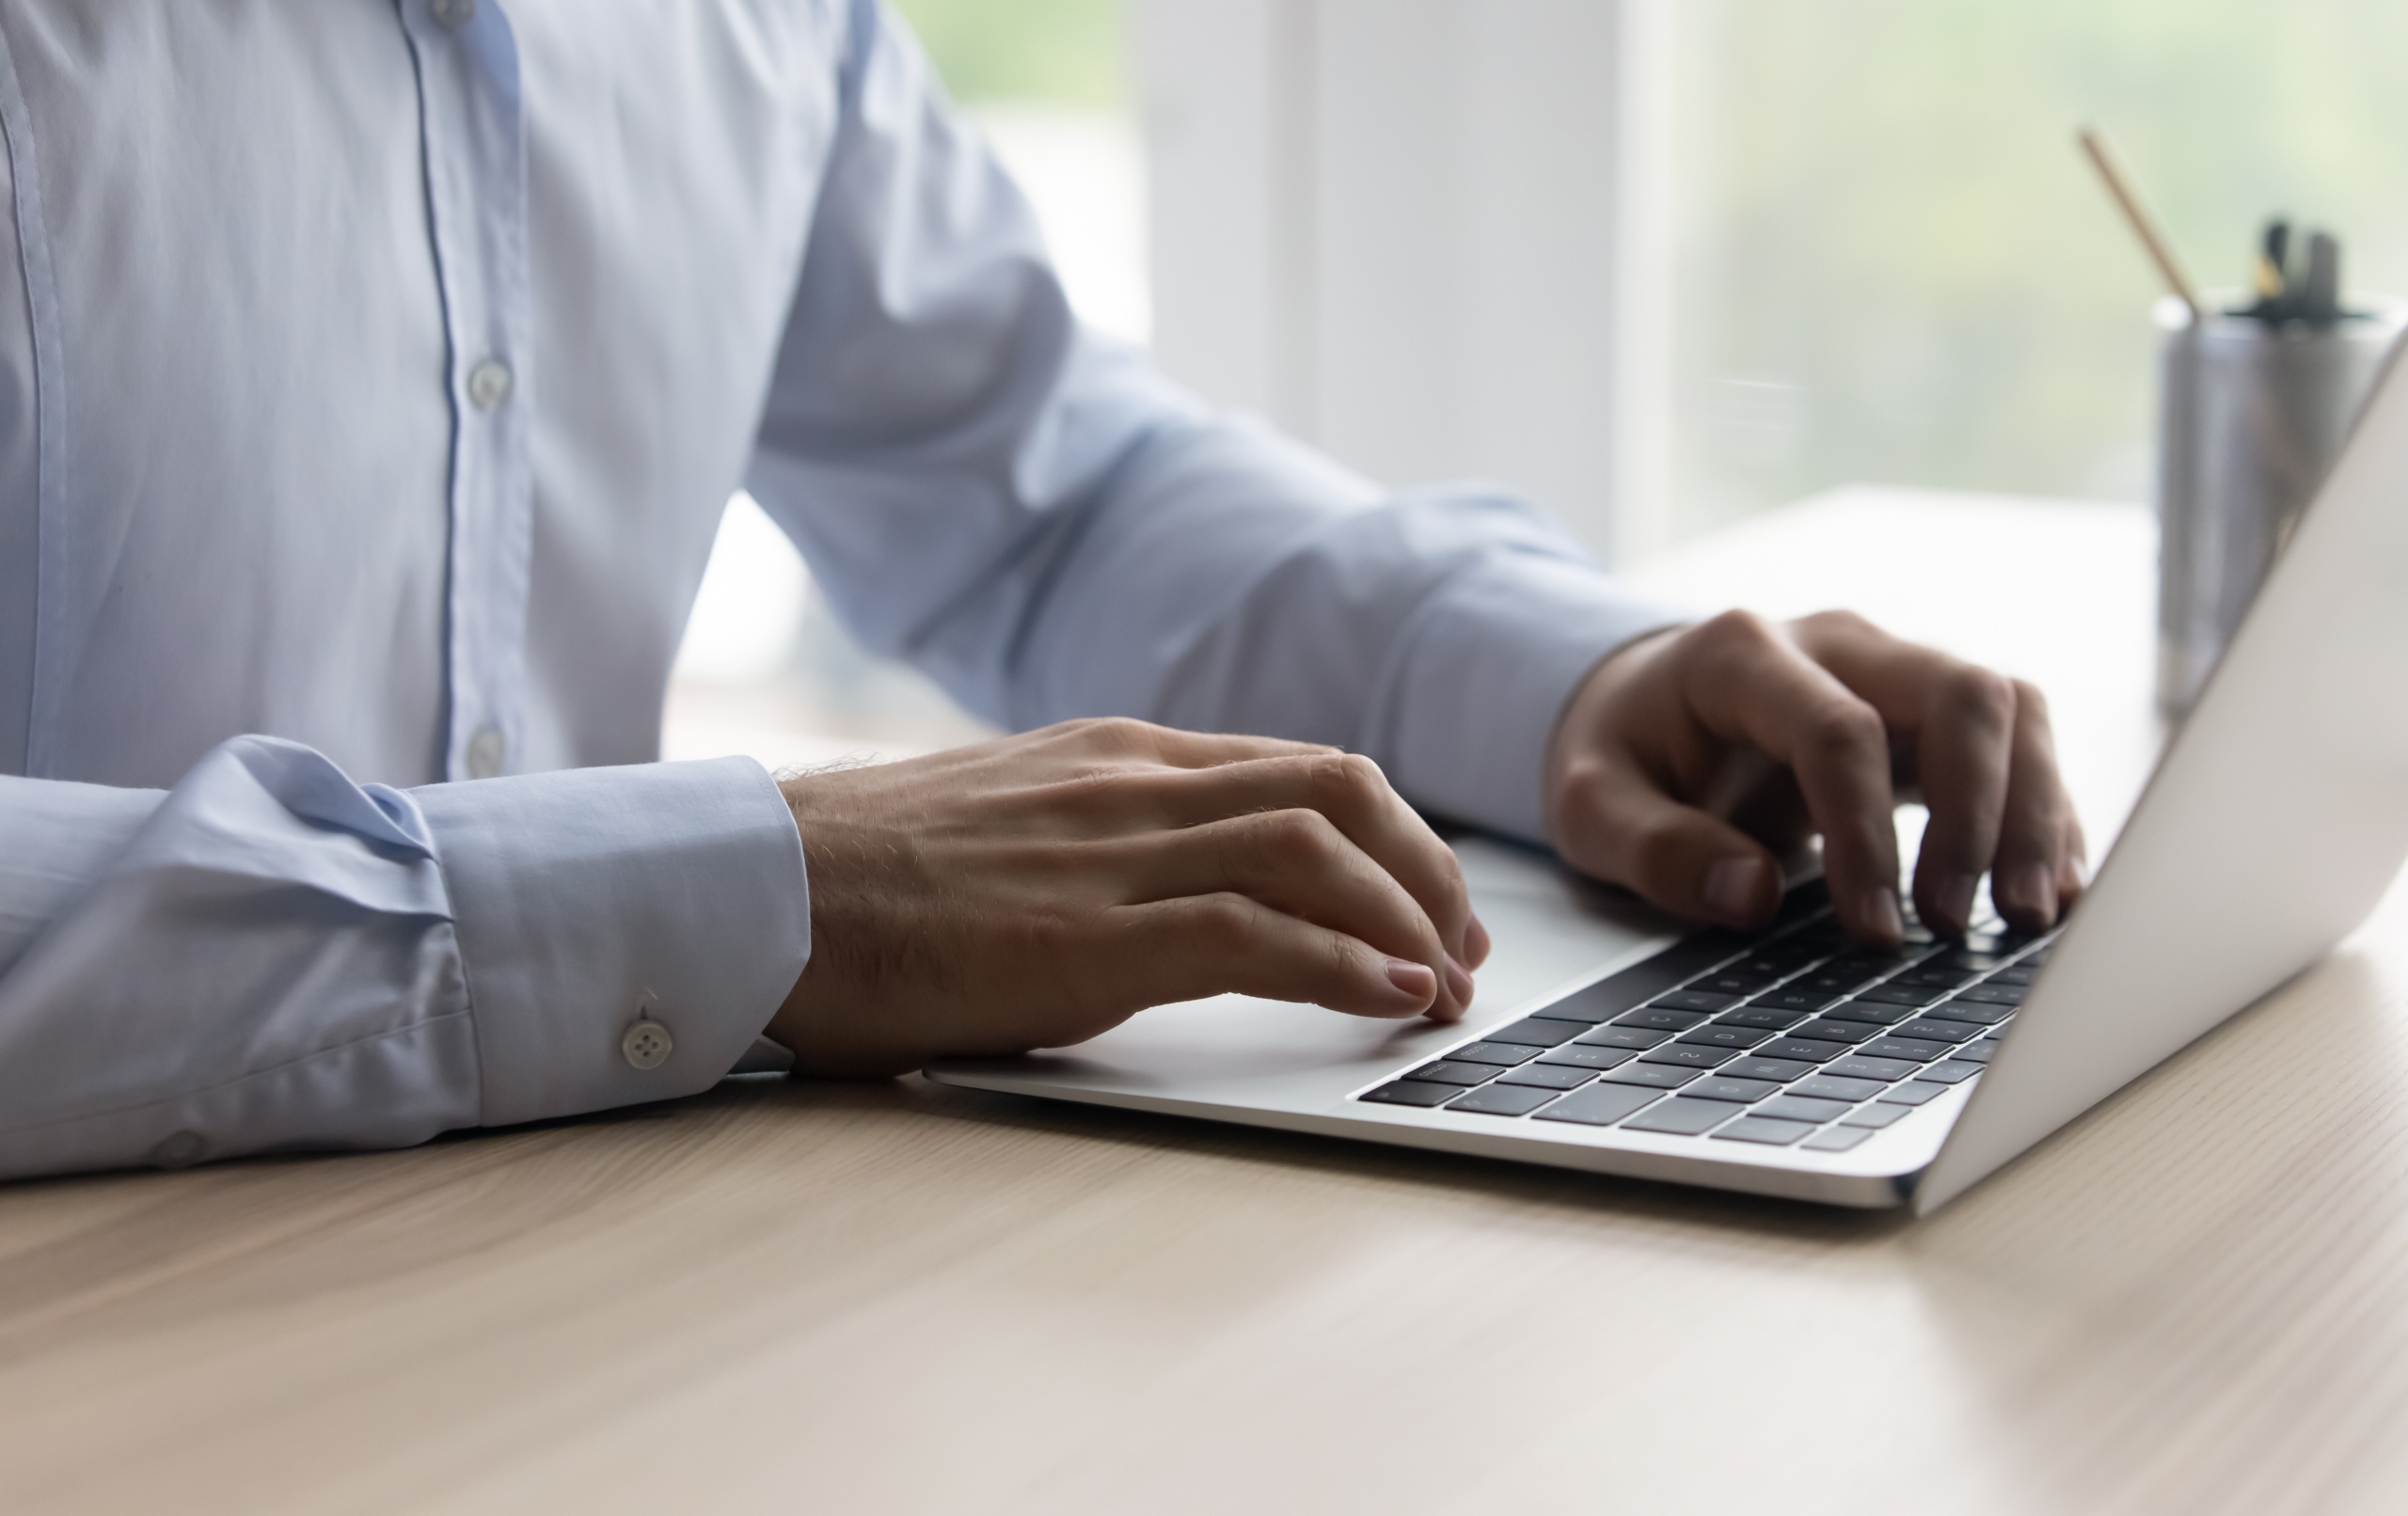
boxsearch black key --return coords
[1956,983,2027,1006]
[1826,948,1913,977]
[1939,951,2008,974]
[1538,928,1762,1024]
[1923,1000,2011,1026]
[1497,1063,1597,1090]
[1859,1037,1950,1063]
[1676,1024,1773,1050]
[1601,1063,1699,1090]
[1686,1076,1782,1104]
[1827,1054,1923,1082]
[1990,964,2038,987]
[1959,931,2010,955]
[1716,1005,1810,1031]
[1402,1060,1498,1086]
[1446,1082,1563,1116]
[1639,1042,1739,1070]
[2020,944,2055,966]
[1528,1005,1612,1026]
[1712,1115,1816,1146]
[1877,1081,1950,1106]
[1446,1041,1547,1066]
[1792,1074,1884,1102]
[1917,1060,1984,1085]
[1691,969,1780,997]
[1622,1098,1738,1136]
[1733,953,1814,979]
[1654,989,1742,1014]
[1724,1055,1817,1083]
[1951,1039,1998,1065]
[1856,983,1947,1008]
[1751,987,1843,1015]
[1614,1005,1712,1033]
[1840,1101,1912,1129]
[1360,1080,1456,1107]
[1754,1094,1851,1125]
[1484,1017,1588,1047]
[1800,1127,1876,1153]
[1755,1037,1851,1064]
[1897,964,1979,990]
[1798,958,1893,993]
[1789,1019,1880,1045]
[1575,1024,1671,1050]
[1888,1019,1982,1045]
[1820,998,1917,1026]
[1537,1044,1638,1071]
[1531,1082,1664,1128]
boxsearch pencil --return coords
[2077,125,2205,321]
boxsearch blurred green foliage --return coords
[887,0,1127,108]
[1674,0,2408,526]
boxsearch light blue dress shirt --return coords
[0,0,1679,1179]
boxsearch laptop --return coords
[927,345,2408,1214]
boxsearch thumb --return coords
[1557,765,1784,928]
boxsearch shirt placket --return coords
[396,0,533,782]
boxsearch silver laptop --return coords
[928,346,2408,1214]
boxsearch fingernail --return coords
[1465,914,1494,969]
[1863,886,1905,944]
[2000,861,2058,924]
[1704,856,1766,921]
[1444,954,1476,1006]
[1385,957,1437,1008]
[1936,872,1978,932]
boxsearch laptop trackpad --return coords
[927,836,1679,1115]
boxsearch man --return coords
[0,2,2082,1179]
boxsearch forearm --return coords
[995,417,1691,841]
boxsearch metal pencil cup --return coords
[2156,295,2404,715]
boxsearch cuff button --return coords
[621,1017,674,1071]
[150,1130,207,1169]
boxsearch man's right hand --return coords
[765,718,1487,1076]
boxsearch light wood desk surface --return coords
[8,490,2408,1516]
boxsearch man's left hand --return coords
[1544,609,2087,945]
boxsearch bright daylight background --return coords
[668,0,2408,764]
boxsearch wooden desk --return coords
[9,490,2408,1516]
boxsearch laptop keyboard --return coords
[1354,879,2059,1154]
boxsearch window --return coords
[1669,0,2408,532]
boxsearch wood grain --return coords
[7,494,2404,1516]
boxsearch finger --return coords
[1678,613,1903,942]
[1552,756,1787,928]
[1118,807,1471,1017]
[1101,892,1455,1022]
[1793,616,2018,937]
[1049,715,1335,769]
[1990,680,2080,929]
[1132,751,1481,969]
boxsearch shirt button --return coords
[429,0,476,31]
[621,1018,675,1071]
[466,357,514,412]
[150,1130,207,1169]
[465,725,506,780]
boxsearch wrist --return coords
[1543,624,1685,844]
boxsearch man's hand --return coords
[1545,610,2086,945]
[767,719,1485,1076]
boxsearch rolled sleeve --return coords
[413,755,810,1129]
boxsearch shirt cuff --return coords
[411,756,810,1129]
[1373,552,1689,845]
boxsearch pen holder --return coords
[2155,294,2405,716]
